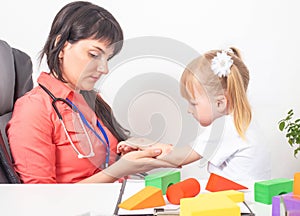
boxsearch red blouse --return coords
[7,72,119,183]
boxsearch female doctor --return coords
[7,1,175,183]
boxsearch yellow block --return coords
[200,190,244,203]
[180,193,241,216]
[119,186,165,210]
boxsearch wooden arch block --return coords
[145,170,180,194]
[254,178,293,204]
[272,193,300,216]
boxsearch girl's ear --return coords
[215,94,228,114]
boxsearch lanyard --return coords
[66,98,110,163]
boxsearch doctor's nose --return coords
[97,60,108,74]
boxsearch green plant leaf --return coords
[294,147,300,158]
[279,109,300,157]
[279,121,285,131]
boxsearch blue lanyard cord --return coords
[66,98,110,166]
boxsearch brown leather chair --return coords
[0,40,33,183]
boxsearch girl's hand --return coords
[117,141,138,155]
[117,137,155,155]
[117,137,173,157]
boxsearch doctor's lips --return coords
[90,74,101,81]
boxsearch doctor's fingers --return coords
[122,148,162,160]
[103,154,178,179]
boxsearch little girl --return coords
[118,48,271,180]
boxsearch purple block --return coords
[288,210,300,216]
[284,195,300,212]
[272,193,300,216]
[272,195,282,216]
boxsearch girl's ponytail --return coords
[227,47,251,139]
[227,64,251,139]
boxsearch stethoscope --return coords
[39,83,110,168]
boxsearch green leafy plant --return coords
[278,109,300,157]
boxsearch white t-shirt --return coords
[190,115,271,181]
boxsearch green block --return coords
[145,170,180,195]
[254,178,294,204]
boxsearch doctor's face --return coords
[59,38,114,91]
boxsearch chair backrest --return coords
[0,39,33,183]
[0,131,20,183]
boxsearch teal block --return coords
[254,178,294,204]
[145,170,180,195]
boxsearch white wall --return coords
[1,0,299,179]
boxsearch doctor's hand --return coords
[103,148,179,179]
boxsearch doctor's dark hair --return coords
[39,1,129,141]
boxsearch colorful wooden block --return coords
[205,173,248,192]
[207,190,245,203]
[272,194,287,216]
[288,210,300,216]
[294,172,300,196]
[166,178,200,204]
[118,186,165,210]
[255,178,294,205]
[180,193,241,216]
[145,170,180,195]
[272,193,300,216]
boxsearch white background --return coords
[0,0,299,179]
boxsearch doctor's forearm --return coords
[77,171,119,183]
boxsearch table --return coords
[118,179,272,216]
[0,180,272,216]
[0,183,120,216]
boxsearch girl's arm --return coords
[154,145,201,166]
[118,137,202,167]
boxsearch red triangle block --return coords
[205,173,248,192]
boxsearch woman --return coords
[7,1,175,183]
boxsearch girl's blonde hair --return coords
[180,47,251,139]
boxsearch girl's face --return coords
[59,38,114,91]
[187,83,216,127]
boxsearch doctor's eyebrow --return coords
[92,45,114,58]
